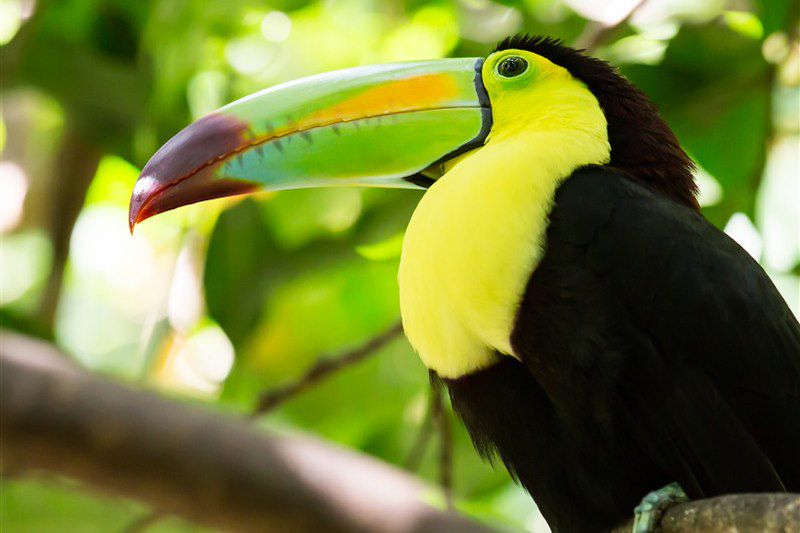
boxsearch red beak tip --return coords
[128,201,143,235]
[128,175,161,235]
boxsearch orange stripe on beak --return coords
[308,73,460,125]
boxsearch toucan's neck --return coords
[399,99,610,378]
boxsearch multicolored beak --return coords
[129,58,491,232]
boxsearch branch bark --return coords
[251,321,404,417]
[610,493,799,532]
[573,0,647,51]
[0,331,492,533]
[431,387,453,510]
[403,390,436,471]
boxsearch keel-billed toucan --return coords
[129,36,800,532]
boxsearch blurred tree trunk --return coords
[37,121,102,329]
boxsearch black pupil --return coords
[498,56,527,78]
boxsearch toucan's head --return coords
[129,35,696,231]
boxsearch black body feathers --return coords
[445,167,800,533]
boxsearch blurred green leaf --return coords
[262,189,363,249]
[356,231,404,261]
[0,478,206,533]
[84,154,140,208]
[205,189,419,352]
[758,0,797,35]
[1,478,141,533]
[205,198,274,348]
[722,10,764,40]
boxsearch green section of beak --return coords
[129,58,490,229]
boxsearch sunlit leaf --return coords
[723,10,764,40]
[205,198,274,349]
[84,154,140,208]
[356,231,404,261]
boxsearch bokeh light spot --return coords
[0,160,28,232]
[0,0,23,45]
[724,212,763,261]
[261,11,292,43]
[226,36,275,75]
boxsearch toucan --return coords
[129,35,800,532]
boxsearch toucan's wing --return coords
[540,167,800,495]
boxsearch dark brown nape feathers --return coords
[496,35,699,210]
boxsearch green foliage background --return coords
[1,0,798,531]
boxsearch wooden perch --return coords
[611,493,800,532]
[1,330,797,532]
[0,331,492,533]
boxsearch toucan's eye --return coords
[497,56,528,78]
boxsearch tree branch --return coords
[610,493,800,533]
[403,391,436,471]
[0,330,493,533]
[431,387,453,510]
[401,385,454,508]
[251,321,404,417]
[130,321,406,530]
[573,0,647,51]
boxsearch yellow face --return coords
[482,49,607,140]
[400,49,612,378]
[483,48,567,101]
[440,49,608,175]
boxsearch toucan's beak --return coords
[129,58,491,232]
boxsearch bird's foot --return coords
[631,482,687,533]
